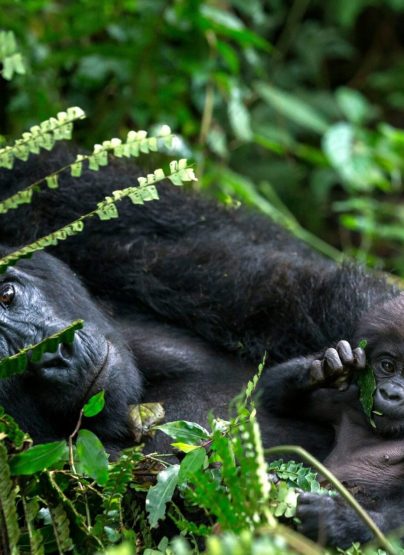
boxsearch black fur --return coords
[0,148,403,547]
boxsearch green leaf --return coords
[336,87,372,125]
[156,421,210,445]
[76,429,109,485]
[256,83,328,134]
[146,464,179,528]
[357,366,376,423]
[228,86,252,142]
[10,441,67,475]
[178,447,206,483]
[83,390,105,417]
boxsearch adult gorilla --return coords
[0,148,404,547]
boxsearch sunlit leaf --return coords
[156,420,210,445]
[146,464,179,528]
[83,390,105,418]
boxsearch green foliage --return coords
[0,30,25,81]
[0,154,196,273]
[0,107,85,170]
[0,124,173,215]
[76,429,109,486]
[357,367,377,425]
[0,442,20,554]
[9,441,67,476]
[4,1,404,269]
[146,465,180,529]
[156,421,210,446]
[0,366,397,553]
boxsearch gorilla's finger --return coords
[324,348,343,372]
[337,340,353,364]
[310,359,324,383]
[353,347,366,369]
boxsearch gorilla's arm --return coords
[259,340,366,422]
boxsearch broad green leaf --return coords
[83,390,105,417]
[178,447,206,483]
[256,83,328,134]
[156,420,209,445]
[10,441,67,475]
[76,429,109,485]
[146,464,179,528]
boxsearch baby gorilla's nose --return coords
[379,382,404,403]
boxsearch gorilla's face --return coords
[0,250,142,444]
[357,295,404,437]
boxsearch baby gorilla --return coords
[262,294,404,546]
[0,248,142,447]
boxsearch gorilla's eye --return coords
[381,359,395,373]
[0,284,15,307]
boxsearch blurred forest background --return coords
[2,0,404,272]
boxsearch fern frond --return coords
[0,320,83,379]
[49,503,73,554]
[22,496,44,555]
[0,125,174,214]
[0,442,20,554]
[0,160,197,272]
[0,107,86,169]
[94,448,142,541]
[0,30,25,81]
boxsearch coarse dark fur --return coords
[0,148,404,547]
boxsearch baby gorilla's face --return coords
[0,250,142,444]
[357,294,404,436]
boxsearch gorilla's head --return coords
[0,248,142,446]
[357,293,404,437]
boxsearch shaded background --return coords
[2,0,404,271]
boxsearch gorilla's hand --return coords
[296,492,371,548]
[309,340,366,390]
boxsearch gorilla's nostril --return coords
[59,342,74,361]
[380,386,403,402]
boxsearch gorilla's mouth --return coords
[373,412,404,438]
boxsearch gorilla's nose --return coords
[379,383,404,403]
[29,343,74,369]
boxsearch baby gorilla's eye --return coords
[381,359,395,373]
[0,284,15,307]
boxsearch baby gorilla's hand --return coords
[309,340,366,390]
